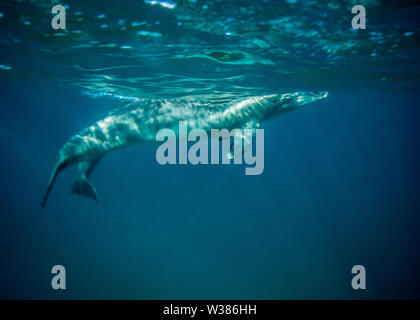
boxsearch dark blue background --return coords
[0,79,419,299]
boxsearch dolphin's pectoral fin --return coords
[243,120,260,130]
[71,178,98,203]
[227,133,252,160]
[227,122,258,160]
[70,156,103,203]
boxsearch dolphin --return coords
[41,90,328,207]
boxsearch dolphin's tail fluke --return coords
[41,160,67,208]
[70,178,98,203]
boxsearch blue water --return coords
[0,0,419,299]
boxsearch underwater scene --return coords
[0,0,419,299]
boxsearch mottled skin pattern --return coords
[41,91,328,207]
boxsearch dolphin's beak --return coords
[319,91,328,99]
[294,90,328,106]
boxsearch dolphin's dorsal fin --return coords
[107,99,150,116]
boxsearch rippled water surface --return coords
[0,0,419,299]
[1,0,419,98]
